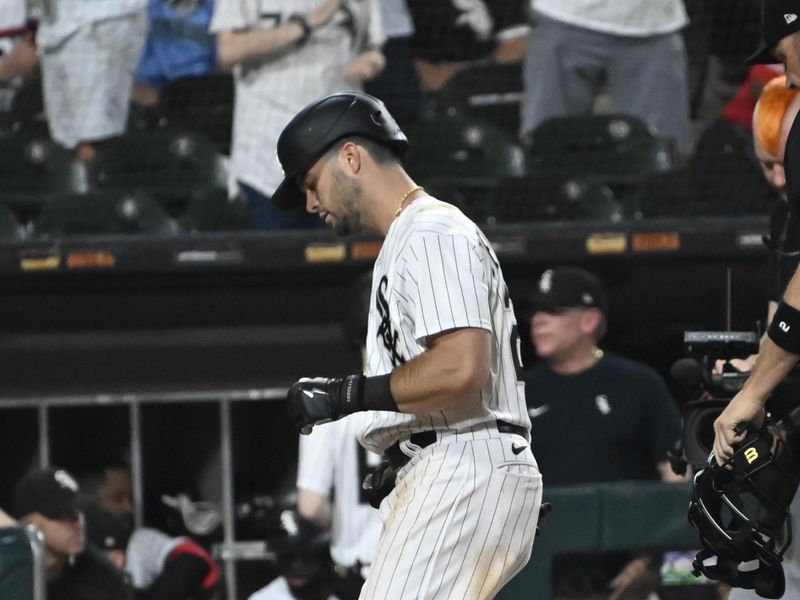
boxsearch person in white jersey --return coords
[519,0,691,153]
[209,0,385,229]
[297,412,382,600]
[274,91,543,600]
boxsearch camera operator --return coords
[713,0,800,463]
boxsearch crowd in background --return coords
[0,0,775,231]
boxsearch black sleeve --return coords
[486,0,529,34]
[640,367,682,465]
[135,554,210,600]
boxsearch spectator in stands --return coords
[133,0,218,110]
[523,267,686,600]
[76,460,135,529]
[404,0,528,94]
[11,467,132,600]
[248,507,336,600]
[0,1,38,83]
[81,498,221,600]
[35,0,147,161]
[363,0,421,129]
[210,0,385,230]
[520,0,691,154]
[79,465,222,600]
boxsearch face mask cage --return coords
[688,422,800,598]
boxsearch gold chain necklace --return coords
[395,185,424,217]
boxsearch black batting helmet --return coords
[688,420,800,598]
[272,92,408,211]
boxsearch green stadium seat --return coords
[159,74,234,156]
[0,203,27,240]
[33,190,181,237]
[404,115,526,181]
[86,129,226,217]
[436,63,524,135]
[526,114,676,182]
[486,175,623,224]
[179,188,250,232]
[0,131,74,198]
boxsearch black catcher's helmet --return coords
[272,92,408,211]
[688,419,800,598]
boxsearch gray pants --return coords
[520,13,691,153]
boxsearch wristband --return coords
[288,13,312,45]
[363,373,399,412]
[768,301,800,354]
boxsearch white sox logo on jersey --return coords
[376,275,405,367]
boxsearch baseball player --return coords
[297,412,382,600]
[274,91,543,600]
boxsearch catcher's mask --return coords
[688,420,800,598]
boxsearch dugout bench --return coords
[497,481,698,600]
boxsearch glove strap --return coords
[339,373,398,414]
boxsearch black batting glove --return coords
[287,375,364,434]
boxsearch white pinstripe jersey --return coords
[296,413,382,568]
[359,196,530,454]
[209,0,384,198]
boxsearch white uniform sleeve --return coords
[398,232,492,343]
[365,0,386,49]
[296,421,335,496]
[209,0,256,34]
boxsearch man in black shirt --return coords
[12,467,131,600]
[524,267,685,599]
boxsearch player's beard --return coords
[329,168,363,236]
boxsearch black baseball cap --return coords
[530,267,607,314]
[272,92,408,211]
[12,467,80,520]
[747,0,800,65]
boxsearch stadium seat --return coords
[436,63,524,135]
[86,129,226,216]
[0,203,27,240]
[5,76,47,136]
[0,524,45,600]
[159,74,234,155]
[0,131,74,198]
[404,115,526,181]
[179,188,250,232]
[690,118,775,216]
[526,114,676,181]
[33,190,181,237]
[486,175,623,224]
[631,166,700,219]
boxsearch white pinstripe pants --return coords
[360,428,542,600]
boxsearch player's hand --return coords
[307,0,343,30]
[286,375,363,434]
[712,391,766,465]
[608,556,656,600]
[344,50,385,83]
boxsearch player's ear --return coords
[341,141,361,174]
[580,308,603,337]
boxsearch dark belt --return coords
[384,420,527,470]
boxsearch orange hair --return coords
[753,75,800,157]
